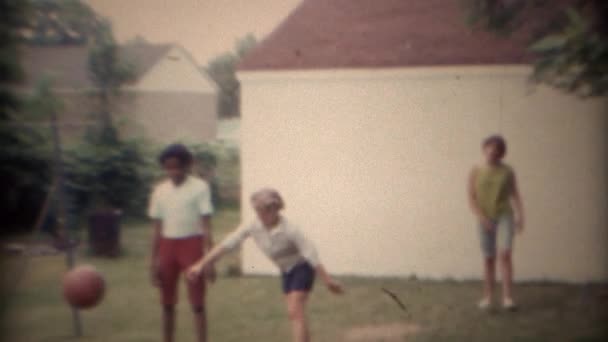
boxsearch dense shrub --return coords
[63,136,151,217]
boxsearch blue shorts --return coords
[281,262,315,294]
[479,214,514,258]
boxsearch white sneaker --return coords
[477,297,492,310]
[502,297,517,311]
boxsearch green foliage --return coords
[204,34,257,118]
[0,80,54,231]
[530,8,608,96]
[190,144,221,209]
[206,53,239,118]
[463,0,608,97]
[64,138,151,216]
[235,33,257,59]
[190,144,218,173]
[463,0,527,35]
[87,21,136,91]
[0,0,28,120]
[87,21,136,143]
[23,0,103,45]
[60,15,148,216]
[0,0,53,231]
[42,7,146,216]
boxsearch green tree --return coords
[24,0,103,45]
[463,0,608,97]
[204,33,257,117]
[62,20,146,214]
[87,20,135,142]
[0,0,52,231]
[0,0,27,119]
[235,33,257,59]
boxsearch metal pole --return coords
[50,105,83,337]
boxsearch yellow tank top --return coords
[475,163,513,219]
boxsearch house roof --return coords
[20,42,173,89]
[239,0,572,71]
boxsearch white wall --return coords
[116,90,218,144]
[237,66,608,282]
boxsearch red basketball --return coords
[62,265,105,309]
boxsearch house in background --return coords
[20,41,218,145]
[236,0,607,282]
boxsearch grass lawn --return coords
[1,208,607,341]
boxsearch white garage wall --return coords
[116,90,218,144]
[237,66,608,282]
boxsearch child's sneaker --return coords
[502,297,517,311]
[477,297,492,310]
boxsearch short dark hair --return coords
[158,143,193,166]
[482,134,507,158]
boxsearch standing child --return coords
[187,188,343,342]
[149,143,215,342]
[468,135,525,310]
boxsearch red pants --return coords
[158,235,205,307]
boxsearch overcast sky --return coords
[86,0,301,65]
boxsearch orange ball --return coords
[62,265,105,309]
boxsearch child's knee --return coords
[163,304,175,314]
[287,305,304,321]
[499,250,512,261]
[287,309,303,321]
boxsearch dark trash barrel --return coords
[88,210,122,257]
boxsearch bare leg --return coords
[163,305,176,342]
[483,257,496,301]
[193,305,207,342]
[286,291,310,342]
[499,250,513,301]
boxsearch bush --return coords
[189,142,241,209]
[64,136,151,217]
[0,124,51,231]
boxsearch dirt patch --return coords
[344,322,422,341]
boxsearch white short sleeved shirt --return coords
[148,176,213,238]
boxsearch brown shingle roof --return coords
[239,0,572,70]
[20,43,172,89]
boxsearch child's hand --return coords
[480,216,494,231]
[325,279,344,295]
[186,264,204,283]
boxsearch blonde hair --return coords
[250,188,285,210]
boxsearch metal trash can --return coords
[88,209,122,257]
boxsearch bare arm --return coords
[291,228,343,294]
[315,264,344,294]
[151,220,162,262]
[196,245,227,271]
[200,215,213,253]
[510,172,525,232]
[200,215,216,281]
[187,245,228,281]
[468,167,483,218]
[150,219,162,286]
[187,224,251,281]
[468,167,493,230]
